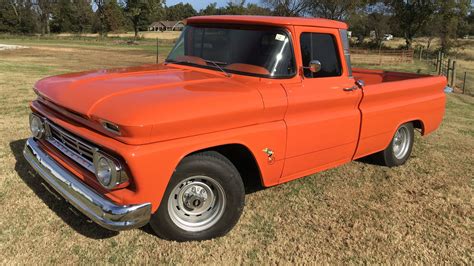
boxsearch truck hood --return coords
[34,64,265,144]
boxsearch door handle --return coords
[343,86,358,91]
[343,80,365,92]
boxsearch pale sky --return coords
[165,0,262,11]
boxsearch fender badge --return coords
[262,148,275,164]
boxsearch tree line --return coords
[262,0,473,52]
[0,0,472,52]
[0,0,273,36]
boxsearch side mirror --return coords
[308,60,322,73]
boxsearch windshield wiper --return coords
[205,60,231,78]
[166,58,231,78]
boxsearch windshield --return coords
[166,25,296,78]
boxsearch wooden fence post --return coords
[463,72,467,94]
[156,38,159,64]
[378,46,382,65]
[441,53,445,75]
[446,58,451,85]
[436,51,442,74]
[451,60,456,88]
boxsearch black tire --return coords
[150,151,245,241]
[374,122,414,167]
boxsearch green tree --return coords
[261,0,308,16]
[0,0,36,33]
[17,1,37,33]
[348,12,370,44]
[51,0,75,33]
[93,0,108,36]
[437,0,470,52]
[199,1,271,16]
[45,0,94,34]
[367,12,390,47]
[148,1,166,22]
[386,0,437,49]
[308,0,367,20]
[104,0,127,32]
[245,3,272,15]
[199,2,222,15]
[420,15,441,49]
[165,3,197,20]
[223,0,246,15]
[74,0,94,33]
[468,12,474,36]
[33,0,54,35]
[125,0,164,38]
[348,3,390,47]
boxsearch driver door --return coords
[281,26,362,181]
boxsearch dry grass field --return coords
[0,38,472,264]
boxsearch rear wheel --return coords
[150,151,245,241]
[376,122,414,167]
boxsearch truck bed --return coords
[353,68,431,84]
[352,68,447,159]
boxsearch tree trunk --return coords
[40,17,46,35]
[133,18,139,39]
[405,37,412,50]
[46,18,50,35]
[427,38,433,49]
[9,1,21,25]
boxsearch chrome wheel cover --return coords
[168,175,226,232]
[393,126,411,159]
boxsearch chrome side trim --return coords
[23,138,151,231]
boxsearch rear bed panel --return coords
[353,71,446,159]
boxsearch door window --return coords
[300,33,342,78]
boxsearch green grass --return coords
[0,35,174,56]
[0,37,472,264]
[353,60,437,74]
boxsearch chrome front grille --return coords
[45,121,96,173]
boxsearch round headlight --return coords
[96,156,113,187]
[29,114,45,138]
[93,152,127,190]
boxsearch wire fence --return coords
[409,48,473,96]
[350,48,414,65]
[422,50,473,95]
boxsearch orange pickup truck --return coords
[23,16,446,241]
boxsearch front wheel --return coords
[376,122,414,167]
[150,151,245,241]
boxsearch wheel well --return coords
[188,144,263,193]
[411,120,425,135]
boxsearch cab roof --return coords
[186,15,348,30]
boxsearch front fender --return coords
[127,121,287,212]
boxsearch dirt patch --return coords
[32,46,78,53]
[0,44,28,51]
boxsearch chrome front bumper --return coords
[23,138,151,231]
